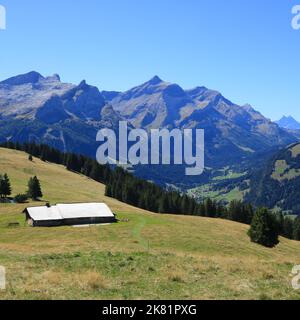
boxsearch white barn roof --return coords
[26,205,62,221]
[26,203,114,222]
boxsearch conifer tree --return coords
[27,176,43,200]
[283,216,294,239]
[204,198,214,217]
[293,217,300,241]
[0,174,12,198]
[248,208,279,247]
[159,194,169,213]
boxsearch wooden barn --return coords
[24,203,116,227]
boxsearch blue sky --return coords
[0,0,299,121]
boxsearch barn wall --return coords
[63,216,116,226]
[33,220,63,227]
[31,217,116,227]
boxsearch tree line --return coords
[1,141,300,246]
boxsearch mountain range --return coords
[103,76,295,167]
[0,71,298,188]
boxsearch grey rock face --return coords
[105,76,295,155]
[0,71,44,86]
[0,71,123,157]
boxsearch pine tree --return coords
[81,159,92,176]
[293,217,300,241]
[0,174,4,198]
[121,182,128,203]
[89,163,103,182]
[158,194,169,213]
[216,204,226,218]
[199,202,206,216]
[204,198,214,217]
[247,204,255,223]
[283,216,294,239]
[27,176,43,200]
[0,173,12,198]
[248,208,279,247]
[0,176,3,198]
[181,195,190,215]
[228,200,242,222]
[277,212,285,235]
[105,184,112,197]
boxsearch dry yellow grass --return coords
[0,148,300,300]
[0,147,150,213]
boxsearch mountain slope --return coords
[246,142,300,213]
[103,76,196,129]
[0,147,300,299]
[0,147,145,212]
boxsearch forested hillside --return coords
[246,143,300,214]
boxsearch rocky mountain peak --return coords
[46,74,61,82]
[0,71,44,86]
[148,75,163,85]
[276,115,300,130]
[78,80,87,88]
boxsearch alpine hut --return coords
[24,203,116,227]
